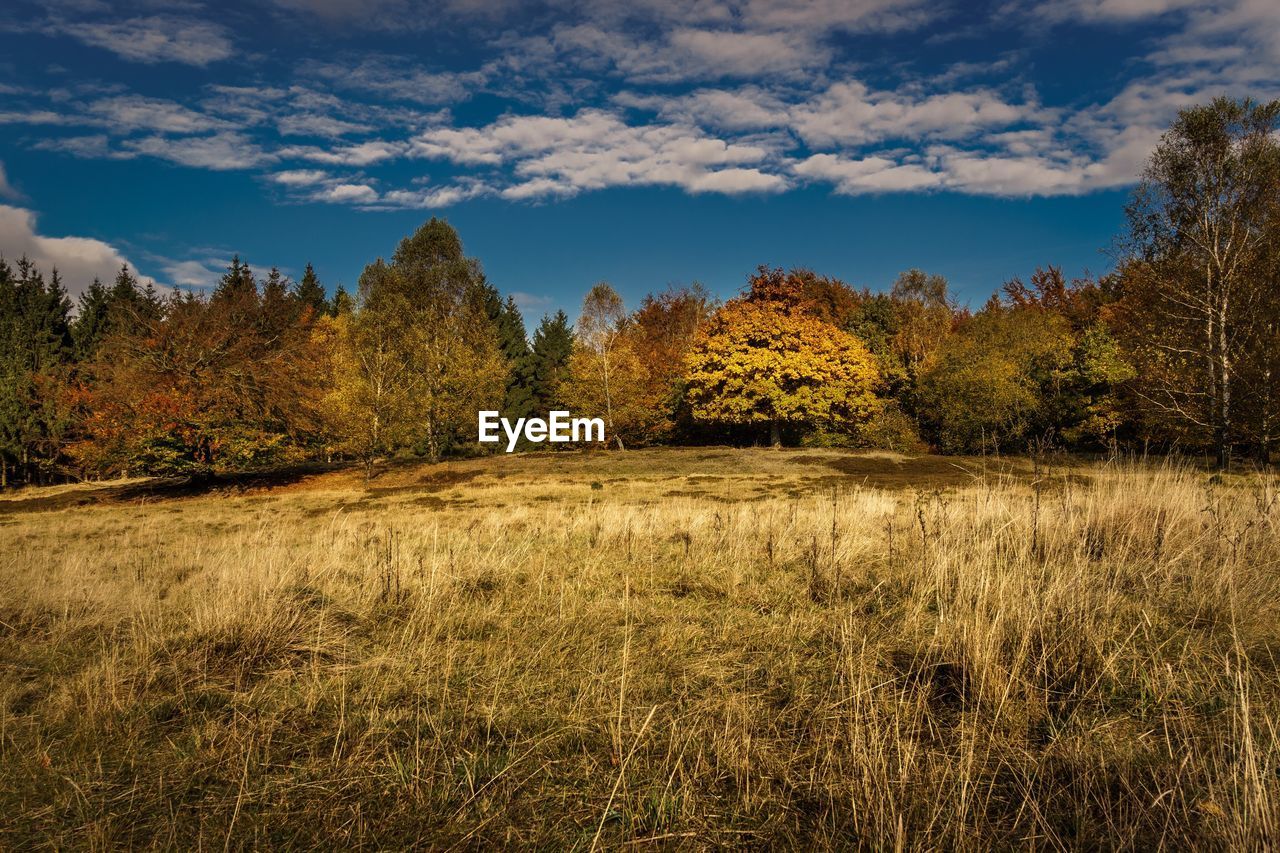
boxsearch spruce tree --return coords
[75,265,161,358]
[329,284,354,316]
[261,266,293,336]
[528,310,574,417]
[497,296,535,424]
[295,262,328,317]
[0,257,73,486]
[73,277,111,358]
[213,255,257,302]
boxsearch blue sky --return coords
[1,0,1277,322]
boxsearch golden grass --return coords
[1,448,1278,849]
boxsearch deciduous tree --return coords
[1116,97,1280,466]
[685,270,879,446]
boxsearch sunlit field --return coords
[2,448,1278,849]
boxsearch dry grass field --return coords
[2,448,1279,849]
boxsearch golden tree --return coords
[318,220,506,468]
[684,294,880,447]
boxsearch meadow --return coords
[1,448,1278,850]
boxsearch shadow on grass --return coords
[0,463,346,515]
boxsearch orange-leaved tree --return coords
[684,268,880,446]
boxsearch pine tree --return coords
[75,265,161,358]
[73,277,111,358]
[0,257,74,485]
[261,266,293,337]
[329,284,354,316]
[213,255,257,302]
[528,310,574,417]
[497,296,535,426]
[295,262,328,317]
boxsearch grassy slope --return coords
[1,449,1278,849]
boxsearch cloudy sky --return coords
[1,0,1277,316]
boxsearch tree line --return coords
[1,96,1278,486]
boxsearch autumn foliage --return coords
[685,269,880,446]
[5,97,1280,485]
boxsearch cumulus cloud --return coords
[0,204,155,297]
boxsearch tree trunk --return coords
[770,419,782,448]
[601,350,622,450]
[1217,295,1232,470]
[424,415,440,464]
[1263,364,1275,466]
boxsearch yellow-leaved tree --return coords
[315,308,418,475]
[318,219,506,471]
[684,268,880,446]
[559,283,648,449]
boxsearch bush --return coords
[855,403,927,452]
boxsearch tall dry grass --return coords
[1,451,1278,849]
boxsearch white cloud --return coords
[0,162,21,200]
[378,184,489,208]
[33,135,123,160]
[302,58,483,105]
[792,81,1038,148]
[663,27,826,79]
[279,140,408,165]
[123,133,276,170]
[794,153,942,193]
[0,109,81,127]
[54,16,234,66]
[1028,0,1201,23]
[546,23,824,84]
[270,169,333,186]
[792,127,1159,198]
[276,113,373,137]
[509,291,553,312]
[10,0,1278,212]
[84,95,231,135]
[615,87,790,131]
[739,0,933,32]
[314,183,379,203]
[412,109,782,198]
[684,166,788,193]
[158,257,225,289]
[0,204,156,298]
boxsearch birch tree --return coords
[1119,97,1280,467]
[568,283,631,449]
